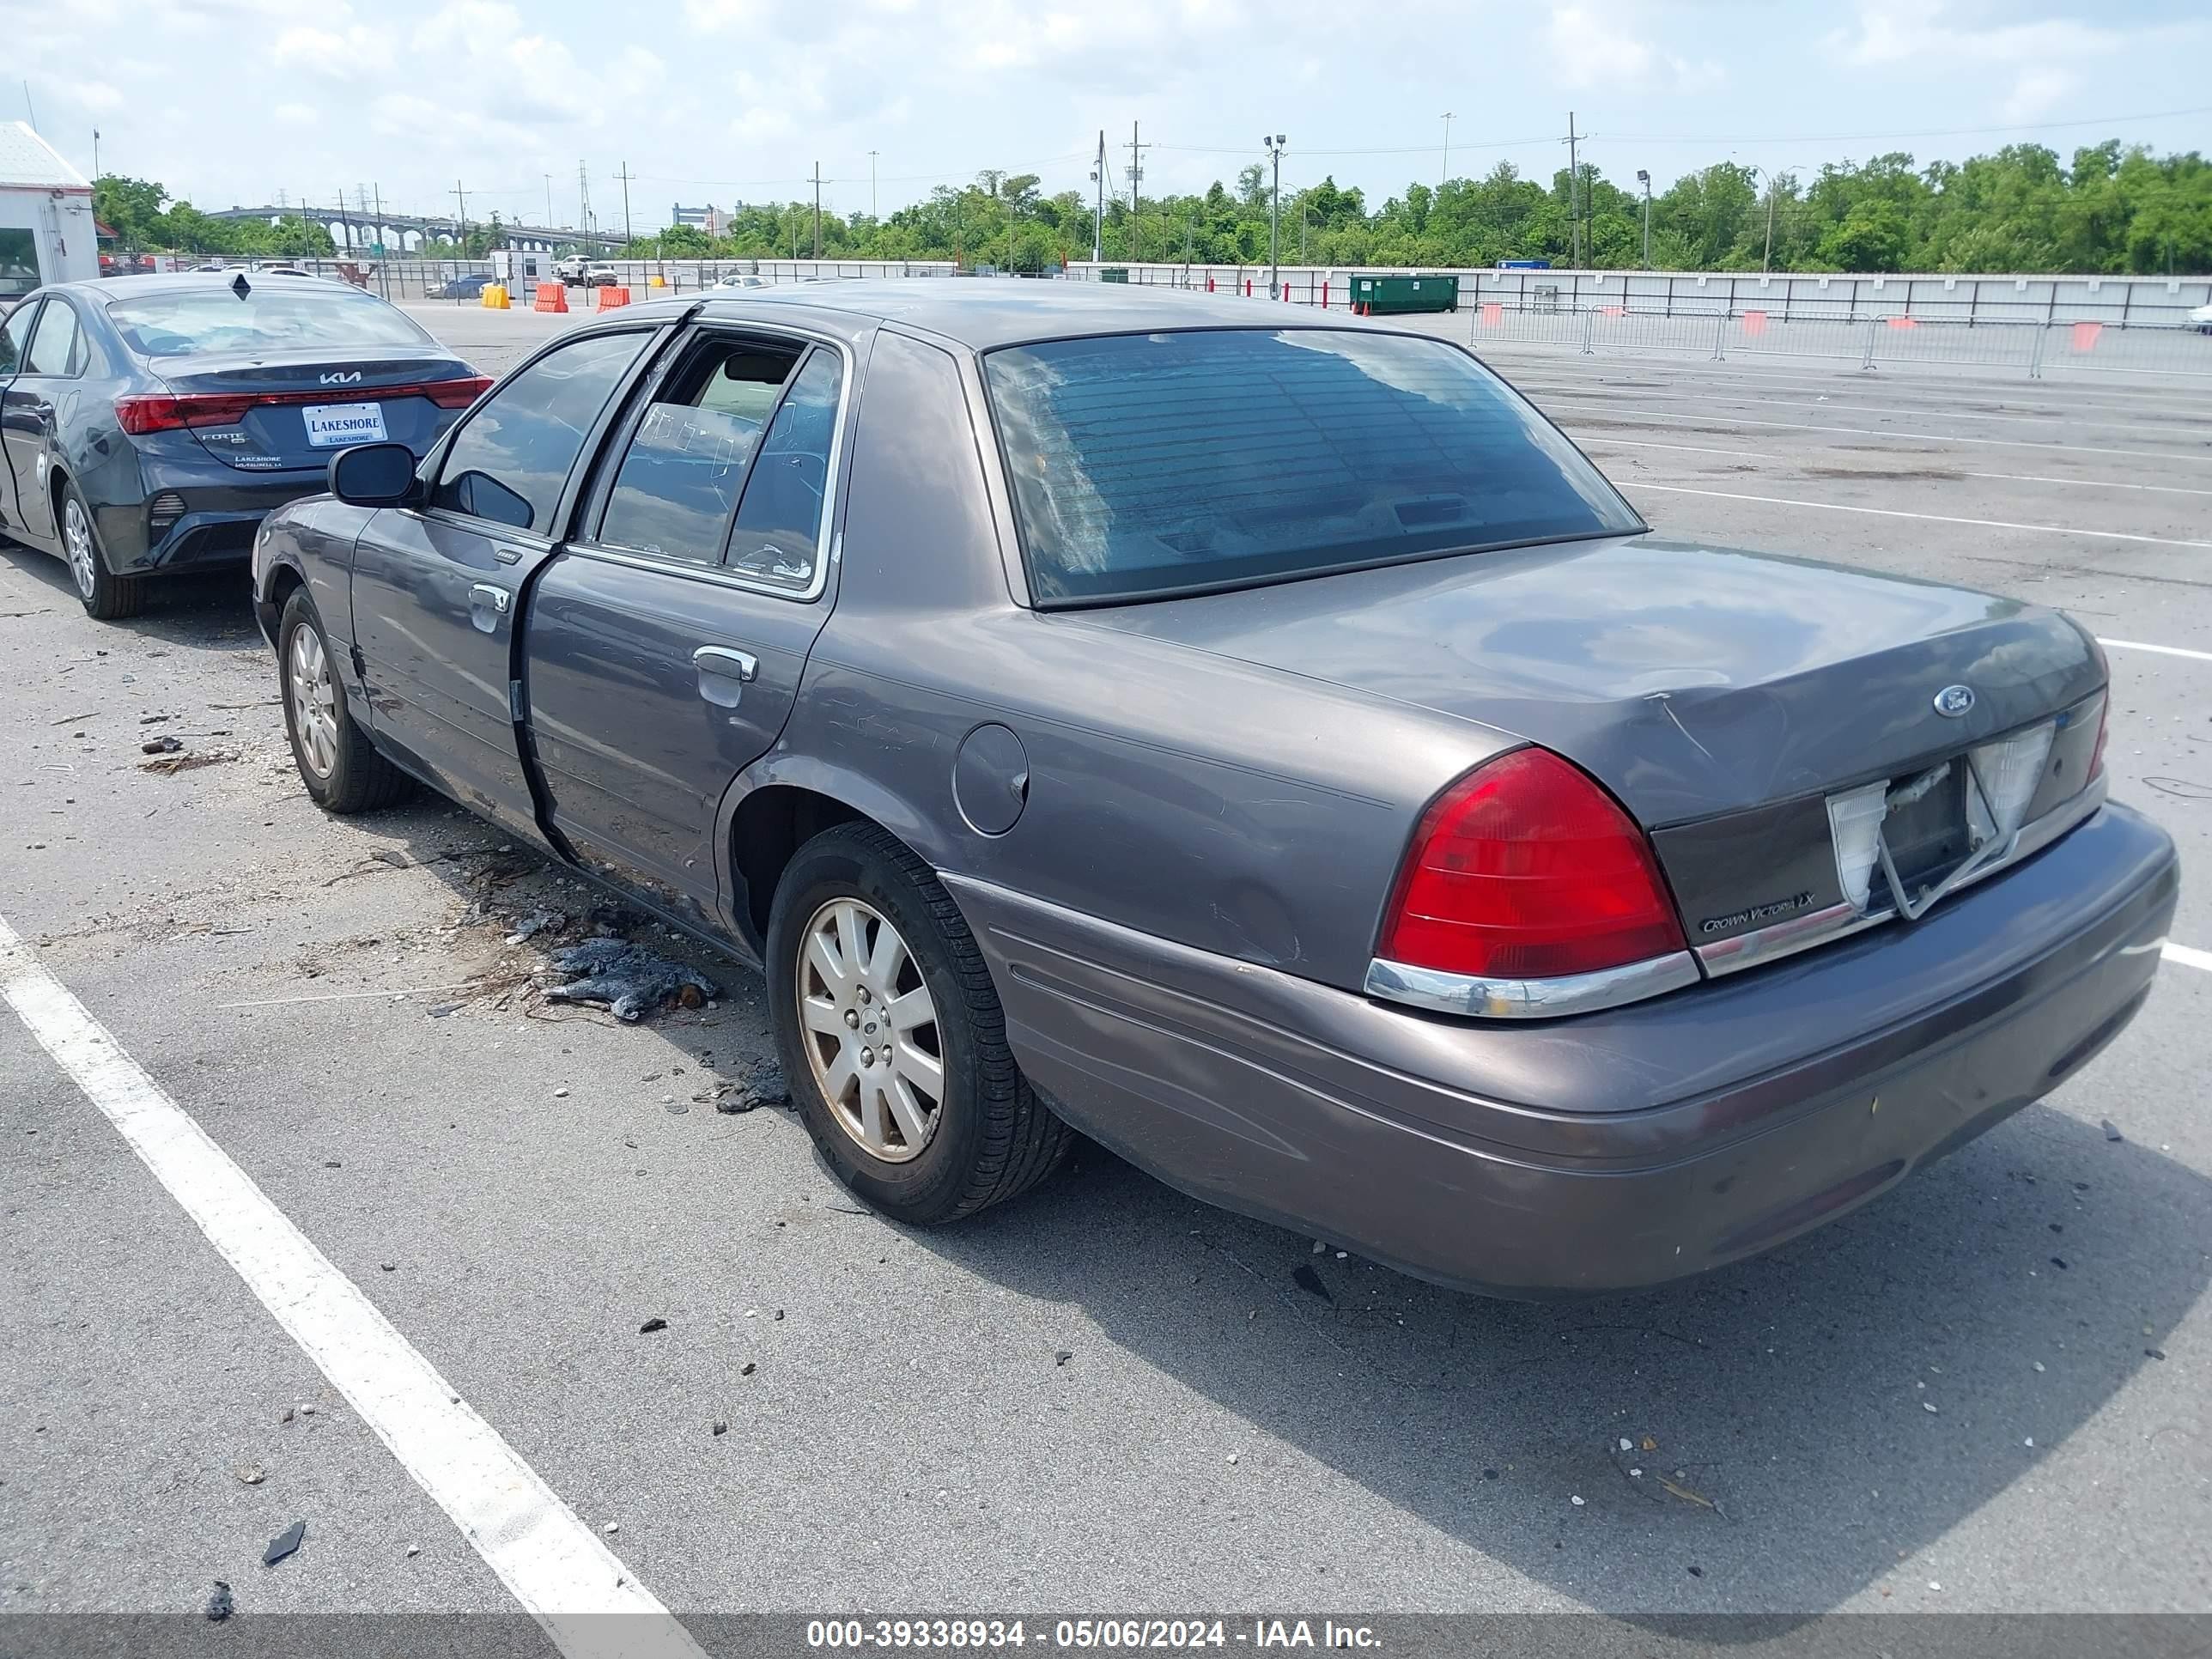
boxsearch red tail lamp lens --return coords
[1379,748,1686,981]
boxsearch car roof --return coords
[671,277,1387,351]
[46,272,374,304]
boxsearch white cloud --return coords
[76,81,125,113]
[2002,67,2079,124]
[1545,3,1724,94]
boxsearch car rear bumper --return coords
[97,463,325,575]
[947,800,2179,1297]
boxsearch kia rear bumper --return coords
[94,462,325,574]
[949,801,2179,1297]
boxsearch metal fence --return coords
[1063,262,2212,380]
[144,256,961,301]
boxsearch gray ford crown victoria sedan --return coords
[251,282,2178,1297]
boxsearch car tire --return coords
[59,483,149,621]
[277,588,411,814]
[769,821,1071,1225]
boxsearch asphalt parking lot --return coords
[3,294,2208,1644]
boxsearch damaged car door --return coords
[521,325,850,933]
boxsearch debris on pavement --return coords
[603,1522,619,1535]
[640,1316,668,1334]
[1290,1264,1333,1303]
[545,939,719,1023]
[233,1463,265,1486]
[588,902,647,937]
[1657,1474,1718,1511]
[263,1521,306,1567]
[710,1058,791,1114]
[740,1362,757,1376]
[140,735,182,755]
[2103,1119,2124,1142]
[1570,1495,1585,1507]
[1055,1351,1073,1367]
[712,1421,728,1436]
[141,748,237,776]
[205,1581,234,1622]
[505,909,566,945]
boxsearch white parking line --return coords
[2100,638,2212,664]
[2167,943,2212,974]
[1577,436,1783,461]
[1524,380,2207,440]
[1554,405,2212,465]
[1964,472,2212,499]
[1628,483,2212,550]
[0,915,708,1659]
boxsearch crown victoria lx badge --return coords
[1934,684,1977,717]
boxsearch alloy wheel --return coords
[288,623,339,780]
[63,499,97,599]
[796,896,945,1163]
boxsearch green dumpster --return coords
[1097,267,1130,284]
[1349,273,1458,314]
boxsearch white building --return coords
[0,122,97,301]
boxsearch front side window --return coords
[596,336,802,563]
[724,347,842,592]
[25,301,79,376]
[431,330,651,533]
[983,328,1643,604]
[0,230,37,300]
[0,301,38,374]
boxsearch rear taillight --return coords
[116,392,256,434]
[424,375,493,409]
[1378,748,1686,981]
[2088,696,2109,781]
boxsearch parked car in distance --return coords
[252,283,2176,1296]
[582,264,620,289]
[2192,301,2212,333]
[714,273,769,289]
[553,253,591,283]
[0,271,489,618]
[432,272,497,300]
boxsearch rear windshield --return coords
[983,328,1642,604]
[105,286,435,359]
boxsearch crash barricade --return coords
[596,286,632,311]
[532,283,568,313]
[480,283,510,309]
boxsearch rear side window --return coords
[106,286,434,357]
[25,301,79,375]
[983,328,1642,604]
[432,330,651,533]
[596,335,802,563]
[724,348,842,592]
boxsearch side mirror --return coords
[328,441,420,507]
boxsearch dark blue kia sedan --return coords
[0,272,486,618]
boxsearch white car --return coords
[714,272,769,289]
[2192,301,2212,334]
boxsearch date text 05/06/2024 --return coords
[805,1620,1383,1650]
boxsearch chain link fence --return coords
[1065,262,2212,380]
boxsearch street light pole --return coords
[869,150,878,222]
[1263,133,1286,292]
[1090,130,1103,263]
[1636,168,1651,267]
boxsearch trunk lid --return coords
[1080,535,2104,945]
[149,346,477,471]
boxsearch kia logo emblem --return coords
[319,369,363,386]
[1933,684,1976,718]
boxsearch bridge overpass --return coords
[205,206,627,253]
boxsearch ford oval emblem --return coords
[1934,684,1976,718]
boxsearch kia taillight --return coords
[1377,747,1686,981]
[2087,696,2109,781]
[424,375,493,409]
[116,393,256,434]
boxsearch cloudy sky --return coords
[9,0,2208,231]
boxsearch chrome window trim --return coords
[1364,950,1700,1020]
[1698,771,2109,978]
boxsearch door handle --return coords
[692,645,758,709]
[467,581,510,635]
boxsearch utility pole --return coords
[1637,168,1651,267]
[868,150,878,222]
[1127,122,1146,263]
[811,161,822,259]
[616,161,635,246]
[1439,112,1452,188]
[337,186,353,252]
[1763,175,1778,274]
[1263,134,1286,291]
[1565,112,1581,269]
[544,174,555,230]
[92,127,100,179]
[453,179,468,252]
[1089,131,1105,263]
[578,161,592,246]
